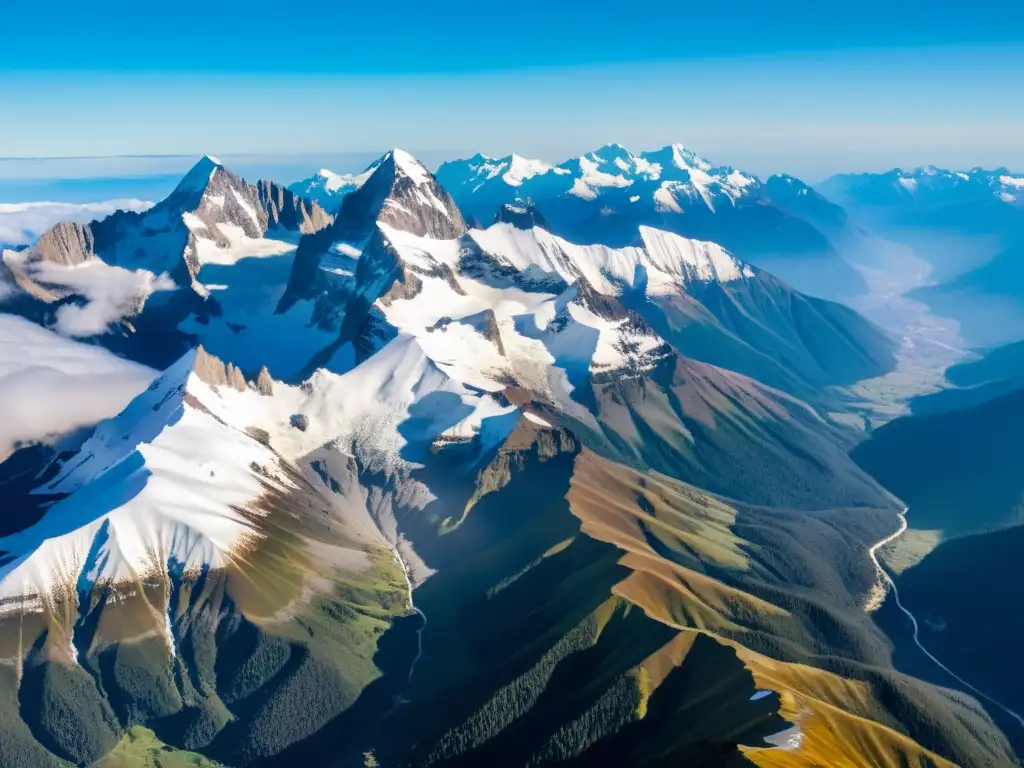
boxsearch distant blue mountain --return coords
[819,165,1024,238]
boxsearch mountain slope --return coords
[275,425,1005,768]
[374,220,895,404]
[819,166,1024,287]
[853,361,1024,757]
[325,218,895,511]
[888,523,1024,743]
[853,387,1024,539]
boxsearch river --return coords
[392,546,427,684]
[869,509,1024,737]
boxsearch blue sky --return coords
[1,1,1022,188]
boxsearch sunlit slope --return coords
[567,452,999,767]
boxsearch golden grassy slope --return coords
[567,449,962,768]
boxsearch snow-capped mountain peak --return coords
[316,168,355,190]
[444,152,561,188]
[389,148,432,186]
[567,153,635,200]
[331,149,468,241]
[162,155,226,211]
[4,157,332,347]
[643,143,715,174]
[437,142,782,249]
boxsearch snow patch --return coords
[182,212,207,231]
[654,184,683,214]
[727,170,756,189]
[392,149,431,186]
[576,154,632,192]
[523,411,552,427]
[230,188,262,228]
[898,177,918,193]
[194,223,296,266]
[569,178,598,201]
[503,155,554,187]
[764,725,803,751]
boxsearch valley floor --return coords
[834,236,967,428]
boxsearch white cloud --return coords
[24,259,177,337]
[0,314,155,460]
[0,200,152,245]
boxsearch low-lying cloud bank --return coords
[0,314,156,459]
[0,200,152,245]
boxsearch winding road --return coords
[869,508,1024,733]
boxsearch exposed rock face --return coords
[255,366,274,396]
[2,222,102,301]
[571,276,632,322]
[477,308,505,355]
[23,221,96,267]
[193,345,248,392]
[257,180,333,234]
[432,309,506,356]
[333,149,468,242]
[494,201,549,230]
[275,226,338,311]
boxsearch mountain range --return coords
[290,144,871,302]
[820,166,1024,225]
[0,147,1019,768]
